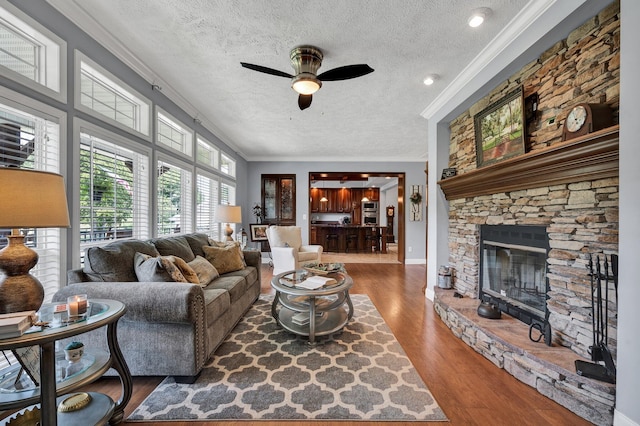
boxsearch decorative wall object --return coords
[409,185,422,221]
[474,86,525,168]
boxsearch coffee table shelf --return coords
[271,270,354,344]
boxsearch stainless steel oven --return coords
[363,210,378,225]
[362,201,379,211]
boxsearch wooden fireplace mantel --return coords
[437,125,619,200]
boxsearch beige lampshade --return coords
[0,168,70,228]
[214,205,242,224]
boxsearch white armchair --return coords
[266,226,323,275]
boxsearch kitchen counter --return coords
[310,224,387,253]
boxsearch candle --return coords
[67,294,88,318]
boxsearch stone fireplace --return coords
[431,4,620,422]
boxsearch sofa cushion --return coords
[188,255,219,287]
[183,233,211,258]
[202,244,245,274]
[202,288,231,325]
[223,266,259,290]
[207,274,246,304]
[84,240,159,282]
[133,252,199,283]
[150,236,196,262]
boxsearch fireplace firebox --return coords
[479,225,549,326]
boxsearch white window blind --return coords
[196,172,220,239]
[0,102,61,302]
[157,160,192,236]
[157,110,193,157]
[79,132,149,249]
[219,181,238,236]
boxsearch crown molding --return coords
[45,0,248,160]
[421,0,586,122]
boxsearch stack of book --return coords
[0,311,36,339]
[291,311,324,326]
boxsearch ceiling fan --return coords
[241,45,374,110]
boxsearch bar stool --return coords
[325,233,339,253]
[364,227,380,252]
[345,232,359,253]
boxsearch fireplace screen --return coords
[481,242,547,316]
[479,225,549,324]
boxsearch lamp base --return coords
[0,233,44,314]
[224,223,234,242]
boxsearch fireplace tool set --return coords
[575,254,618,384]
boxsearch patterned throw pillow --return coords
[187,255,219,287]
[134,252,199,284]
[207,239,246,265]
[202,244,245,275]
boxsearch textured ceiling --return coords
[49,0,536,161]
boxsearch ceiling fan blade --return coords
[240,62,293,78]
[298,94,312,110]
[317,64,374,81]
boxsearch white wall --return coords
[614,2,640,425]
[244,161,426,262]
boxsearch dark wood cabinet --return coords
[262,174,296,225]
[350,188,363,225]
[336,188,351,213]
[310,187,321,212]
[364,187,379,201]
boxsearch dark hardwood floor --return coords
[70,264,591,425]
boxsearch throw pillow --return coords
[187,255,219,287]
[134,252,199,284]
[208,239,246,265]
[150,236,196,262]
[202,244,245,275]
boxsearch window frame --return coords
[156,107,194,159]
[220,151,236,178]
[155,153,194,237]
[0,85,67,297]
[75,51,151,140]
[0,0,66,102]
[72,118,152,267]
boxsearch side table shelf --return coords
[0,299,132,426]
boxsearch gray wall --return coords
[616,2,640,425]
[246,161,426,262]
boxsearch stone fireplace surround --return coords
[434,128,618,424]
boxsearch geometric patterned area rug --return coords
[128,294,447,422]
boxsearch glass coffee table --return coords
[271,269,353,344]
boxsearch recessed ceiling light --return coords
[468,8,491,28]
[423,74,438,86]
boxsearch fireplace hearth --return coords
[479,225,549,327]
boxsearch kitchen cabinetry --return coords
[364,187,379,201]
[336,188,351,213]
[262,174,296,225]
[350,188,363,225]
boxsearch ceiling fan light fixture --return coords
[292,73,322,95]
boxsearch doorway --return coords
[308,172,405,263]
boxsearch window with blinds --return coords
[196,172,220,239]
[79,131,150,247]
[78,54,150,137]
[196,136,219,169]
[220,180,238,236]
[157,159,193,236]
[157,109,193,157]
[0,3,64,97]
[0,101,62,302]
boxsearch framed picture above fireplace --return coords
[474,86,525,168]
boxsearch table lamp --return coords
[214,205,242,241]
[0,168,70,314]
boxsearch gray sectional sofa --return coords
[53,232,260,382]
